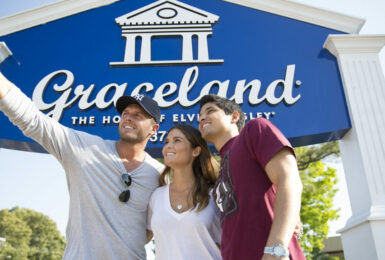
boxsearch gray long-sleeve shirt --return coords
[0,87,164,259]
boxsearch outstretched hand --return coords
[0,72,14,99]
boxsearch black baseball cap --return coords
[116,94,161,124]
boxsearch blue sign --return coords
[0,0,350,155]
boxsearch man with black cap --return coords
[0,72,164,260]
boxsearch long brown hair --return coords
[159,124,219,212]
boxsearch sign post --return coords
[324,34,385,260]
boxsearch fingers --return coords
[294,221,303,239]
[0,72,14,99]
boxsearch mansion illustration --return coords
[110,0,224,66]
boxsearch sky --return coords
[0,0,384,251]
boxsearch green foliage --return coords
[0,209,31,259]
[0,207,65,260]
[295,142,340,259]
[297,142,340,171]
[312,248,343,260]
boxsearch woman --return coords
[147,124,221,260]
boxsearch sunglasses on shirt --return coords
[119,173,132,202]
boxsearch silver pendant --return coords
[177,204,182,210]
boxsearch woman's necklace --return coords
[170,183,195,212]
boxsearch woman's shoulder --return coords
[152,184,169,197]
[149,185,168,208]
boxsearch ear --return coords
[231,111,240,124]
[192,146,201,157]
[150,124,159,135]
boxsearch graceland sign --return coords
[0,0,352,155]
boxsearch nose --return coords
[165,141,174,148]
[198,114,205,123]
[122,113,133,122]
[162,142,173,154]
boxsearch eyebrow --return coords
[199,105,215,115]
[165,134,185,142]
[122,108,149,117]
[171,135,185,140]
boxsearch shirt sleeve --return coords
[243,118,295,169]
[0,86,73,164]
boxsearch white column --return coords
[197,32,210,61]
[182,33,193,62]
[140,34,152,63]
[123,34,136,63]
[324,35,385,260]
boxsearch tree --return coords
[0,207,65,260]
[296,141,340,171]
[0,209,31,259]
[295,142,340,259]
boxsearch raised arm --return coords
[0,72,73,163]
[263,148,303,260]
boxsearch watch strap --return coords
[264,244,289,258]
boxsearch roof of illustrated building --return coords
[0,0,365,37]
[115,0,219,26]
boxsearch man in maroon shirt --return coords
[198,94,305,260]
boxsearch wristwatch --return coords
[264,244,289,258]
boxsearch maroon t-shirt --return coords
[214,118,305,260]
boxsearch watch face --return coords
[273,245,286,257]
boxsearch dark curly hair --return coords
[199,94,245,132]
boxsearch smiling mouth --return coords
[202,123,210,128]
[166,153,175,157]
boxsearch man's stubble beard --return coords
[119,127,152,144]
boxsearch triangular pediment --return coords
[115,0,219,26]
[0,0,364,36]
